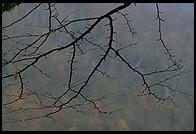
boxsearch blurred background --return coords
[2,3,194,131]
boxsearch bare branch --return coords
[2,3,42,29]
